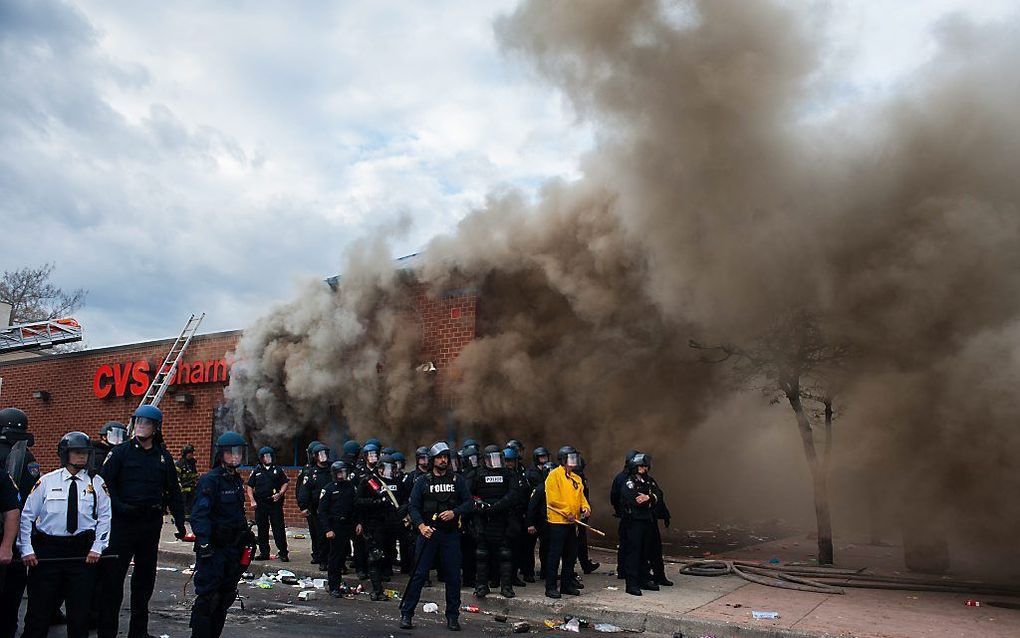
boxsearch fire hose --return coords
[678,560,1020,597]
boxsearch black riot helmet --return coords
[0,407,33,446]
[378,453,397,479]
[306,440,322,464]
[415,446,429,461]
[626,452,650,473]
[311,442,331,465]
[623,449,639,468]
[58,431,93,470]
[482,444,504,469]
[505,439,523,453]
[100,421,128,446]
[331,460,350,481]
[461,444,480,469]
[557,445,580,468]
[532,446,550,465]
[428,441,451,471]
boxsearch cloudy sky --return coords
[1,0,1014,348]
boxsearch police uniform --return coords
[471,462,520,597]
[619,471,657,594]
[18,468,112,638]
[458,452,479,589]
[399,469,475,626]
[92,440,114,475]
[99,439,187,638]
[610,467,630,578]
[526,469,551,581]
[246,463,289,559]
[0,471,23,638]
[0,445,37,638]
[355,470,407,598]
[645,473,671,585]
[317,476,356,592]
[297,463,331,567]
[189,465,249,638]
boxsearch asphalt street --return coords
[28,569,595,638]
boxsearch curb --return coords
[154,543,839,637]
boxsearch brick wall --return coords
[0,283,480,527]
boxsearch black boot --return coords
[499,561,516,598]
[626,583,643,596]
[641,580,660,591]
[474,557,489,597]
[369,567,384,600]
[447,617,461,631]
[279,552,290,562]
[545,588,561,599]
[582,561,600,574]
[655,575,674,586]
[400,614,414,629]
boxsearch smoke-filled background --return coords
[227,0,1020,575]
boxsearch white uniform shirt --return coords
[19,467,112,557]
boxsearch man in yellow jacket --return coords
[544,445,590,598]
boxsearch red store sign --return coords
[92,359,230,399]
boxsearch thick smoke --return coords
[227,0,1020,571]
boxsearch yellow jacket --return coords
[545,465,590,525]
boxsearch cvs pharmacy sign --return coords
[92,359,230,399]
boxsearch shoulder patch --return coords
[626,480,634,489]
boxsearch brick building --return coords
[0,285,478,525]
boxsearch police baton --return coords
[548,508,607,537]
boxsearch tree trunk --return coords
[788,392,835,565]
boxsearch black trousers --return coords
[99,513,162,638]
[460,521,476,587]
[364,522,395,594]
[577,525,594,568]
[255,500,288,556]
[306,511,324,564]
[621,518,651,588]
[645,519,665,579]
[0,559,27,638]
[326,524,354,591]
[515,523,537,578]
[352,534,367,573]
[22,533,97,638]
[544,524,578,592]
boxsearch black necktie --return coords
[67,475,79,534]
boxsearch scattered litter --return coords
[752,611,779,620]
[907,596,918,600]
[461,604,480,613]
[767,558,781,565]
[279,575,299,585]
[511,621,530,633]
[559,617,580,632]
[156,567,178,572]
[313,579,327,590]
[384,588,401,600]
[725,603,743,608]
[292,533,307,539]
[422,602,439,614]
[965,600,982,607]
[594,623,623,632]
[544,619,559,629]
[277,570,296,578]
[182,569,194,575]
[297,578,315,589]
[159,635,170,638]
[252,576,274,590]
[297,590,316,601]
[494,614,508,622]
[605,586,619,591]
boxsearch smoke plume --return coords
[227,0,1020,572]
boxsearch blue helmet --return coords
[462,438,478,449]
[362,442,380,454]
[216,432,246,448]
[365,438,381,448]
[342,440,361,456]
[391,451,406,467]
[381,446,396,455]
[502,447,519,461]
[257,446,274,458]
[133,405,163,423]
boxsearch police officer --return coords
[0,469,18,591]
[410,446,429,481]
[189,432,252,638]
[390,452,416,574]
[99,405,188,638]
[297,442,332,571]
[246,446,289,562]
[618,453,658,596]
[0,407,39,638]
[318,460,356,596]
[575,456,600,574]
[518,446,548,583]
[176,444,199,515]
[399,442,475,631]
[610,449,639,579]
[93,422,127,473]
[341,440,360,466]
[644,456,673,587]
[294,440,320,563]
[544,445,590,599]
[356,453,407,600]
[19,432,112,638]
[471,445,520,599]
[458,444,480,588]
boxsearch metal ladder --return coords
[0,318,83,354]
[138,313,205,409]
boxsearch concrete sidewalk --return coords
[156,523,1020,637]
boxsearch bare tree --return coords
[691,310,849,565]
[0,263,87,325]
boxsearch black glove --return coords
[196,544,214,559]
[663,518,671,528]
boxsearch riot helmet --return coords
[482,444,504,469]
[557,445,580,469]
[58,431,92,471]
[100,421,128,446]
[215,431,247,468]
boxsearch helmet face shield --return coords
[380,462,395,479]
[485,451,504,469]
[133,417,158,438]
[221,446,246,467]
[260,453,273,465]
[366,450,379,464]
[317,449,329,463]
[106,427,126,445]
[565,452,580,467]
